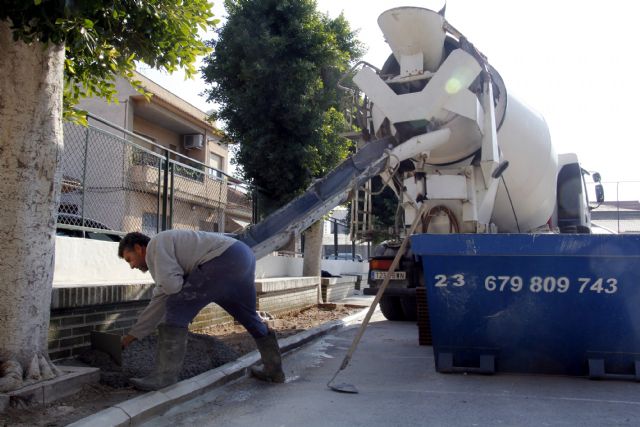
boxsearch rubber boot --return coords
[130,324,188,391]
[251,329,285,383]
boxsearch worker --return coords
[118,230,285,391]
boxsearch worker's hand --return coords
[121,334,137,349]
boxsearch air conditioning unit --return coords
[183,134,204,150]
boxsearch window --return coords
[557,163,582,220]
[208,152,223,178]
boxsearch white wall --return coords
[53,237,152,287]
[255,254,368,278]
[53,237,368,286]
[255,254,302,278]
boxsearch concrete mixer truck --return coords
[238,5,636,380]
[239,6,603,319]
[350,7,605,320]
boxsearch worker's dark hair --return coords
[118,232,151,258]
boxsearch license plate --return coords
[372,271,406,280]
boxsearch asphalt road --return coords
[142,311,640,427]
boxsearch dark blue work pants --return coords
[165,241,268,339]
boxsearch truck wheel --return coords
[400,296,417,321]
[379,296,405,321]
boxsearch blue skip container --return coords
[410,233,640,379]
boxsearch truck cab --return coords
[553,153,604,233]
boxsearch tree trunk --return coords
[0,21,65,391]
[302,220,324,277]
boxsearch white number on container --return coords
[510,276,524,292]
[528,276,570,293]
[556,277,570,293]
[605,278,618,294]
[484,275,523,292]
[484,276,496,291]
[434,274,448,287]
[452,274,465,287]
[530,276,543,293]
[578,277,618,294]
[434,274,466,288]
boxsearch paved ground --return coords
[141,309,640,427]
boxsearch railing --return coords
[59,115,256,238]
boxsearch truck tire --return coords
[379,296,405,321]
[400,296,417,321]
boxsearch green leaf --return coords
[5,0,217,118]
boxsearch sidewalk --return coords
[68,295,375,426]
[140,312,640,427]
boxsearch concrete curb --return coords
[67,305,371,427]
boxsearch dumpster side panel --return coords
[411,234,640,377]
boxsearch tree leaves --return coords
[202,0,363,215]
[1,0,216,123]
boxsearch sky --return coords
[139,0,640,195]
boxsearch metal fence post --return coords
[169,162,175,229]
[156,158,162,234]
[333,218,338,257]
[161,150,170,231]
[80,126,90,238]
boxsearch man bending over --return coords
[118,230,285,390]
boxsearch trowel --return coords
[90,331,122,366]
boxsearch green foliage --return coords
[311,107,353,177]
[1,0,217,123]
[202,0,363,214]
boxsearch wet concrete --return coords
[77,333,239,388]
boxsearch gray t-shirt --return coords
[128,230,237,339]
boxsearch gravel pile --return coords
[77,332,240,388]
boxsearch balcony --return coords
[127,163,228,210]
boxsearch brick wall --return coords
[189,304,235,331]
[257,287,319,314]
[255,277,319,315]
[48,277,321,361]
[49,284,155,360]
[321,276,356,302]
[49,301,147,360]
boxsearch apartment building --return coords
[60,72,250,236]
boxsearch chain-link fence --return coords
[58,117,255,240]
[588,181,640,234]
